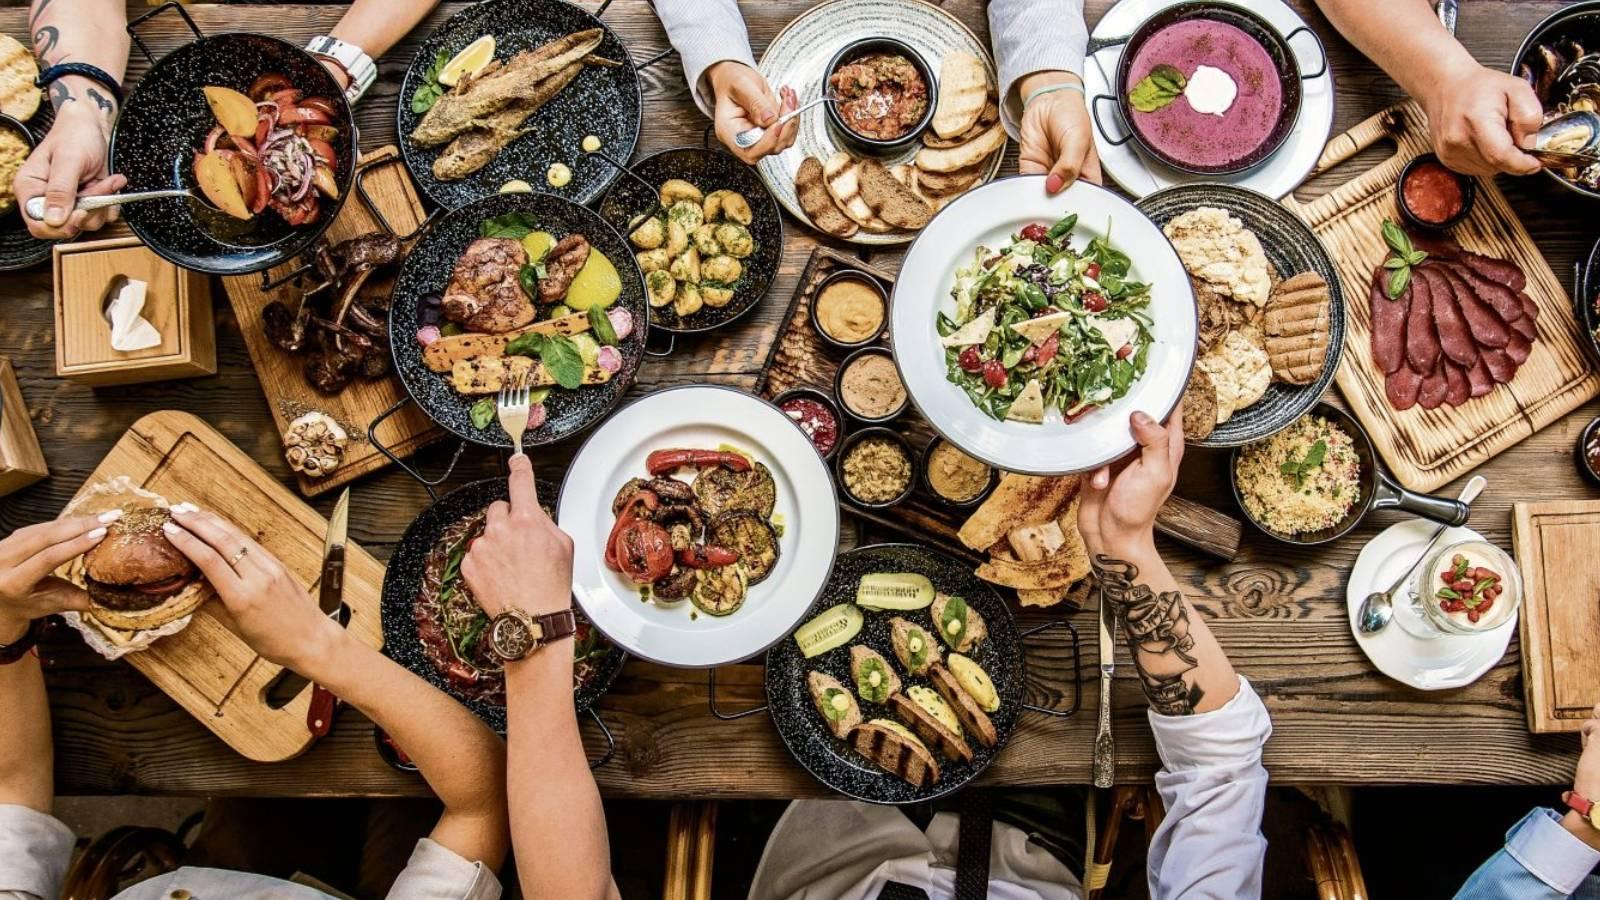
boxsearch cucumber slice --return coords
[949,653,1000,712]
[795,603,864,658]
[855,573,935,610]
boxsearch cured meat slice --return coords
[1461,250,1526,294]
[1424,267,1477,366]
[1443,362,1471,406]
[1508,309,1537,341]
[1506,332,1532,365]
[1517,290,1540,322]
[1370,266,1410,374]
[1431,264,1509,349]
[1447,260,1522,324]
[1386,365,1424,410]
[1405,268,1440,374]
[1465,354,1495,397]
[1417,361,1450,410]
[1481,348,1517,383]
[1408,233,1461,260]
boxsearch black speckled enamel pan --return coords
[389,190,647,449]
[381,477,626,763]
[111,4,356,275]
[396,0,642,209]
[712,544,1079,805]
[0,107,56,271]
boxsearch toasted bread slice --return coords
[890,692,973,763]
[852,721,941,786]
[795,156,859,239]
[932,52,988,138]
[915,124,1005,173]
[858,158,932,230]
[924,98,999,149]
[1263,271,1331,385]
[930,664,999,748]
[823,152,895,232]
[808,671,863,740]
[916,160,988,196]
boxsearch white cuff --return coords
[1504,808,1600,895]
[1147,675,1272,771]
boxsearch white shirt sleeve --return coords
[1144,675,1273,900]
[986,0,1090,138]
[652,0,757,117]
[0,803,76,900]
[385,838,502,900]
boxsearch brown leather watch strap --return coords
[533,609,578,645]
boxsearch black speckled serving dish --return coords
[597,147,783,335]
[389,190,647,449]
[1575,232,1600,364]
[110,33,356,275]
[1136,183,1345,448]
[396,0,641,209]
[765,544,1024,805]
[381,477,627,733]
[0,107,59,271]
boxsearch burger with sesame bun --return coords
[80,504,209,631]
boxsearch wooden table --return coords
[3,1,1596,799]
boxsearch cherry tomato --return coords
[1083,292,1108,313]
[981,359,1007,389]
[1085,262,1102,280]
[616,521,674,584]
[1036,333,1060,368]
[1020,222,1047,242]
[958,346,982,372]
[1116,343,1133,360]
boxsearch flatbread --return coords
[1181,366,1218,440]
[1197,330,1271,424]
[932,52,988,138]
[0,34,40,121]
[795,156,859,239]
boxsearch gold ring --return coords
[228,546,249,567]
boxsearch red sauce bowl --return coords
[1397,153,1476,231]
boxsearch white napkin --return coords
[107,278,162,352]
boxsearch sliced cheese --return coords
[1008,310,1072,345]
[1006,378,1045,423]
[1087,315,1139,352]
[940,307,996,347]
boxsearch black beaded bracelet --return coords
[0,617,46,666]
[35,63,124,108]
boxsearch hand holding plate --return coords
[1078,411,1184,559]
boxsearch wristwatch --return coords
[0,618,46,666]
[305,36,377,104]
[487,608,577,662]
[1563,790,1600,829]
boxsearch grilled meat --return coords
[538,234,590,303]
[442,237,535,333]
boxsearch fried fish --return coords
[411,29,604,148]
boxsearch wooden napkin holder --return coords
[0,358,48,496]
[52,236,216,386]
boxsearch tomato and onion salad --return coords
[938,213,1154,422]
[197,73,341,226]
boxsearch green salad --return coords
[937,213,1153,423]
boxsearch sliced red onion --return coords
[527,403,548,430]
[416,325,441,346]
[290,154,314,201]
[607,307,634,341]
[596,345,623,374]
[204,125,224,155]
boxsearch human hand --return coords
[0,511,119,632]
[1575,703,1600,801]
[1419,61,1543,177]
[12,101,126,239]
[162,504,343,674]
[707,61,798,164]
[1078,411,1183,558]
[1018,73,1101,193]
[461,455,574,620]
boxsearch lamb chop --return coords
[261,231,405,393]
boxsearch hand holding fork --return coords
[496,371,534,457]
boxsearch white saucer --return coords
[1346,520,1517,691]
[1084,0,1336,200]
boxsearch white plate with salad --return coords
[890,175,1197,475]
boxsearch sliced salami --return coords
[1370,266,1410,374]
[1466,354,1495,397]
[1506,332,1532,365]
[1405,268,1440,374]
[1386,365,1424,410]
[1417,361,1450,410]
[1443,362,1470,406]
[1481,348,1517,383]
[1430,263,1509,348]
[1424,267,1477,366]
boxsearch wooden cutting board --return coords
[1281,100,1600,492]
[1514,499,1600,734]
[57,411,386,761]
[222,145,440,497]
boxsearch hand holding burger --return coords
[81,505,208,632]
[0,512,117,639]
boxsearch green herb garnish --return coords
[939,594,969,644]
[469,397,495,429]
[518,263,540,300]
[1279,439,1328,489]
[479,212,539,239]
[820,688,850,722]
[411,49,451,115]
[1128,64,1187,113]
[1380,219,1428,299]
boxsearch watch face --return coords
[491,613,536,660]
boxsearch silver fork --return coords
[496,370,532,456]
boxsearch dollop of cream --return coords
[1184,65,1237,117]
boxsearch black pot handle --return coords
[1090,95,1134,148]
[367,396,467,504]
[707,666,769,720]
[1085,33,1132,56]
[585,706,617,769]
[1284,25,1329,81]
[1371,470,1470,527]
[644,328,677,358]
[128,2,203,65]
[1019,619,1081,719]
[634,46,678,73]
[354,154,438,243]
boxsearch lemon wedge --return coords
[438,35,495,88]
[498,179,533,194]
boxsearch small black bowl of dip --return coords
[1579,415,1600,488]
[835,346,908,424]
[823,37,938,153]
[836,426,918,509]
[1398,153,1476,231]
[919,435,998,510]
[810,269,889,351]
[774,386,844,461]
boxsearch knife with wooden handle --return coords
[1093,587,1115,788]
[307,488,351,738]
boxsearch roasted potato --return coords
[667,199,704,232]
[665,219,689,257]
[674,281,704,317]
[646,269,676,307]
[720,191,753,225]
[659,178,703,206]
[713,222,753,258]
[636,248,670,274]
[692,223,722,257]
[629,216,664,250]
[669,247,702,284]
[702,254,742,284]
[702,283,735,307]
[702,189,732,221]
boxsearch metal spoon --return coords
[733,94,835,150]
[1358,475,1486,634]
[24,189,194,222]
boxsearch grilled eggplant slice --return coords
[693,460,777,518]
[709,510,779,584]
[890,691,973,763]
[930,663,998,748]
[850,645,901,703]
[809,671,862,739]
[853,720,940,787]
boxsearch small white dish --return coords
[1347,520,1518,690]
[1084,0,1336,200]
[557,386,840,668]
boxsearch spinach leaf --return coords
[1046,213,1079,241]
[539,334,586,389]
[518,263,540,300]
[1016,282,1048,311]
[1128,64,1187,113]
[469,397,495,429]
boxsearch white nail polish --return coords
[162,522,180,535]
[97,509,123,523]
[86,527,107,540]
[172,502,197,514]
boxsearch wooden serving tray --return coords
[755,246,1244,577]
[1281,100,1600,492]
[57,411,385,761]
[221,146,441,497]
[1513,499,1600,734]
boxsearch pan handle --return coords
[585,707,617,770]
[1019,619,1081,719]
[1085,33,1132,55]
[1090,95,1135,148]
[355,155,438,242]
[1371,470,1470,527]
[707,666,769,720]
[128,2,203,65]
[368,397,467,504]
[1284,26,1329,81]
[644,329,677,358]
[634,46,678,73]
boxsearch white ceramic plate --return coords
[755,0,1005,246]
[1084,0,1336,200]
[557,386,840,668]
[890,175,1198,475]
[1346,521,1517,691]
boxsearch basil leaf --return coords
[505,331,544,358]
[1128,64,1187,113]
[1303,439,1327,470]
[1436,587,1462,600]
[469,397,495,429]
[1405,250,1429,266]
[820,688,848,722]
[479,212,537,239]
[939,594,969,644]
[517,263,541,300]
[1383,257,1409,270]
[1381,219,1413,257]
[539,334,586,389]
[588,306,618,345]
[1386,265,1412,300]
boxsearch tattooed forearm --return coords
[1095,554,1203,716]
[47,80,72,110]
[86,87,114,116]
[32,25,59,59]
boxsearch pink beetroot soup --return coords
[1125,18,1283,171]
